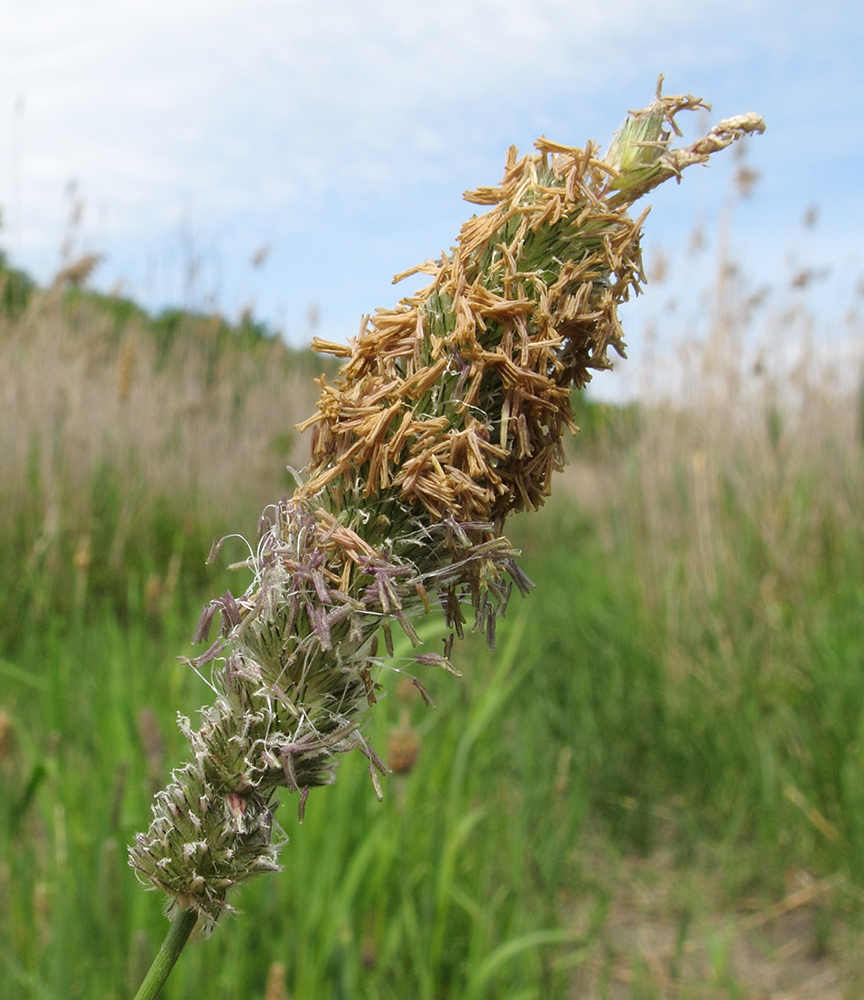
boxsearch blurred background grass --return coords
[2,223,864,999]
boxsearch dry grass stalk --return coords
[53,253,103,288]
[604,265,864,696]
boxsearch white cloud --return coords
[1,0,861,357]
[1,0,762,211]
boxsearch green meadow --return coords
[2,249,864,999]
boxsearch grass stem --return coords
[132,909,198,1000]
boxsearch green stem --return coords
[132,909,198,1000]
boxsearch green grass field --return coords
[2,259,864,998]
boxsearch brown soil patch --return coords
[562,842,852,999]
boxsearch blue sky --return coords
[1,0,861,398]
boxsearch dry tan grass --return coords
[563,256,864,701]
[0,288,323,556]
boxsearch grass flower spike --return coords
[129,84,764,950]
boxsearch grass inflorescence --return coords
[126,89,764,936]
